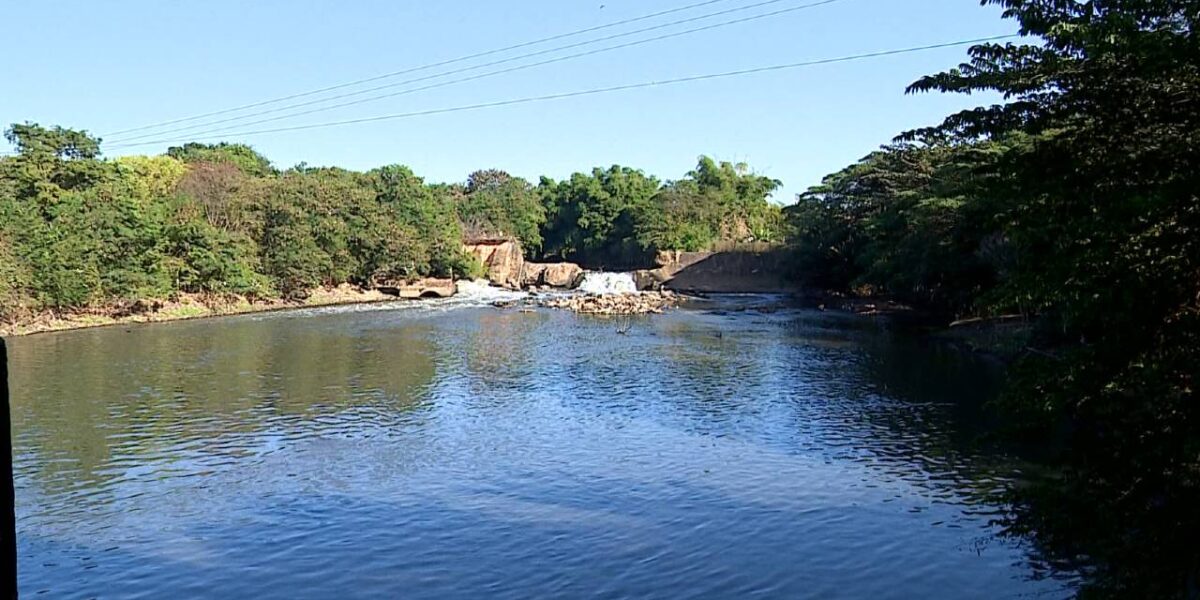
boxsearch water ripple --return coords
[7,299,1072,598]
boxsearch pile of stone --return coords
[542,291,679,315]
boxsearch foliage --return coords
[369,164,474,279]
[786,141,1011,313]
[1,123,111,203]
[0,127,783,320]
[453,169,545,254]
[166,142,275,177]
[539,165,661,267]
[640,157,783,253]
[539,157,782,267]
[786,1,1200,595]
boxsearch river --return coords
[7,294,1072,598]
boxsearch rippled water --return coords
[7,296,1071,598]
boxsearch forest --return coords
[0,129,782,316]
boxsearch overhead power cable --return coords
[105,35,1020,151]
[102,0,747,137]
[106,0,844,144]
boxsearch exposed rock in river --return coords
[520,263,548,288]
[540,263,585,288]
[520,262,584,289]
[542,291,679,315]
[462,238,524,289]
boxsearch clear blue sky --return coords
[1,0,1015,201]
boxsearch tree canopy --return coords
[0,133,783,317]
[786,1,1199,595]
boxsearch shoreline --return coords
[0,285,402,338]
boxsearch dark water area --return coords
[7,296,1072,598]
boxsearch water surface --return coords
[8,297,1069,598]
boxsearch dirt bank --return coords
[0,284,399,337]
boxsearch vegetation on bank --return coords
[0,127,784,325]
[784,1,1198,596]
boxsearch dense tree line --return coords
[786,1,1198,596]
[0,126,784,319]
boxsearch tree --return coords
[454,169,545,254]
[642,156,783,253]
[539,165,661,267]
[1,123,110,203]
[369,165,473,278]
[786,141,1012,313]
[895,2,1200,595]
[166,142,275,177]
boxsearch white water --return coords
[577,272,639,295]
[454,279,528,304]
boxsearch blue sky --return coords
[2,0,1015,201]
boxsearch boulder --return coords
[541,263,584,288]
[520,261,584,289]
[520,263,549,288]
[633,269,667,291]
[462,238,524,289]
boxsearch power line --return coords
[106,0,843,144]
[106,35,1019,151]
[102,0,746,137]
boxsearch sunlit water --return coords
[7,295,1071,598]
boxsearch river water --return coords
[7,295,1071,598]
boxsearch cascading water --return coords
[454,279,527,304]
[577,272,639,295]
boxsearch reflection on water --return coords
[8,298,1071,598]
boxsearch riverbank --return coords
[0,284,399,337]
[796,290,1036,362]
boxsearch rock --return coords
[520,261,585,289]
[541,291,679,315]
[463,238,524,289]
[633,269,667,291]
[540,263,584,288]
[520,263,548,288]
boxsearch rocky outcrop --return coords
[520,262,584,289]
[540,263,584,288]
[633,269,667,291]
[543,291,679,315]
[463,238,524,289]
[520,263,548,288]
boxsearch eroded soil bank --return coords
[0,285,397,337]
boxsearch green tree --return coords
[166,142,275,177]
[539,165,660,267]
[1,123,110,205]
[894,2,1199,595]
[786,142,1011,313]
[641,156,783,253]
[369,164,472,278]
[454,169,545,254]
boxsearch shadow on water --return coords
[7,299,1075,598]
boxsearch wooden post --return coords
[0,339,15,598]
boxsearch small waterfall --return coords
[454,279,526,303]
[577,272,639,295]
